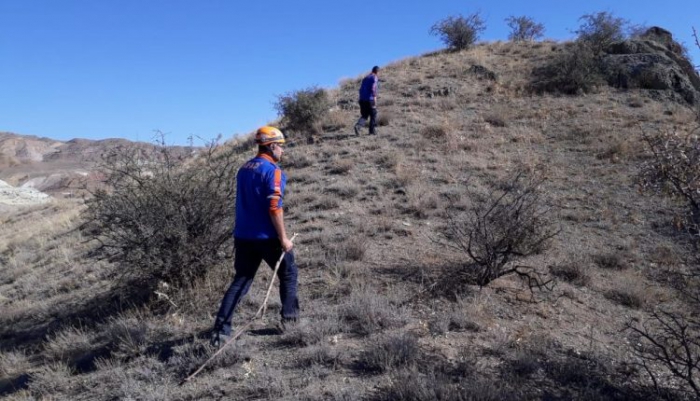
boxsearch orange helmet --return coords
[255,126,285,145]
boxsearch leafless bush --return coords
[575,11,629,54]
[605,288,644,309]
[505,16,545,42]
[81,138,243,297]
[640,129,700,240]
[628,310,700,398]
[441,171,559,289]
[550,262,590,287]
[430,13,486,51]
[530,42,604,95]
[420,125,449,140]
[594,252,630,270]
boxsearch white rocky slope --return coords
[0,179,51,206]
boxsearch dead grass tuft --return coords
[339,285,410,336]
[356,333,421,374]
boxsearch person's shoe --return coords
[353,124,361,136]
[210,331,231,348]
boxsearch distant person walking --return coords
[354,66,380,135]
[210,126,299,348]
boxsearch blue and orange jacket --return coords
[233,153,286,240]
[359,73,378,101]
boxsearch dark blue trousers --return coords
[358,100,377,134]
[214,238,299,335]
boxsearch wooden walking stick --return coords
[180,233,298,385]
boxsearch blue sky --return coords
[1,1,699,145]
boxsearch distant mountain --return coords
[0,132,194,196]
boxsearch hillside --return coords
[1,38,699,400]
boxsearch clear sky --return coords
[1,1,699,145]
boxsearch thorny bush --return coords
[429,12,486,51]
[574,11,629,54]
[628,309,700,398]
[640,128,700,241]
[441,170,559,289]
[505,16,545,42]
[81,137,244,297]
[530,42,604,95]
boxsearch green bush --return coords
[429,13,486,51]
[575,11,628,54]
[505,16,545,42]
[81,139,243,297]
[275,86,330,135]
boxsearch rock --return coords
[469,65,498,81]
[0,179,51,206]
[602,26,700,104]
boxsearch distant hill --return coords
[0,132,194,195]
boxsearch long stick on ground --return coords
[180,233,298,385]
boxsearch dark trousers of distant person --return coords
[213,238,299,335]
[357,100,377,135]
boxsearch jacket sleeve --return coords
[267,168,284,215]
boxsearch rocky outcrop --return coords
[602,27,700,104]
[0,179,51,206]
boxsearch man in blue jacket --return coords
[211,126,298,347]
[354,66,380,135]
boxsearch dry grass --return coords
[1,38,698,399]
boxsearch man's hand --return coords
[280,237,294,253]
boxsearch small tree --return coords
[506,16,545,42]
[430,13,486,51]
[575,11,629,53]
[275,86,330,135]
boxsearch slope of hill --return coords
[1,37,699,400]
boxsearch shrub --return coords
[550,262,590,287]
[505,16,545,42]
[339,285,408,336]
[628,310,700,398]
[440,170,559,288]
[530,42,604,95]
[593,252,630,270]
[275,86,331,134]
[640,129,700,240]
[604,288,644,309]
[429,13,486,51]
[356,333,421,373]
[81,139,243,297]
[575,11,628,54]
